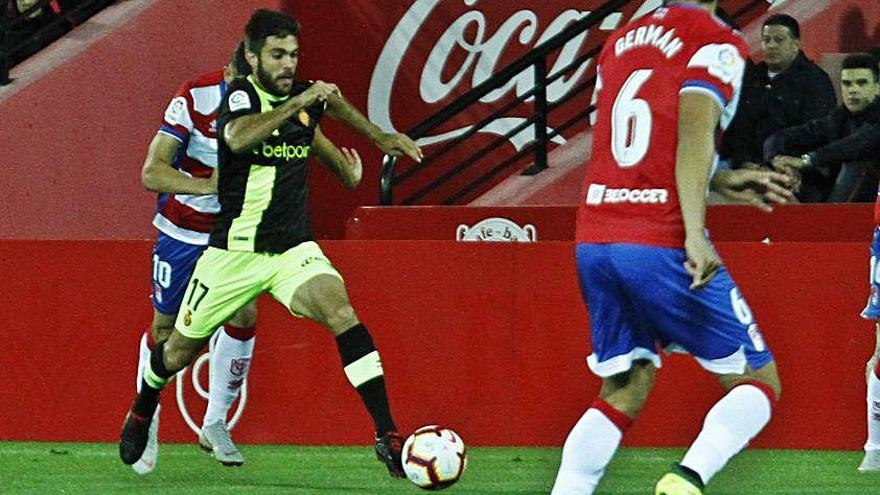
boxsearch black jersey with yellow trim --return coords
[210,76,325,254]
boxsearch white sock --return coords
[866,368,880,450]
[551,407,626,495]
[136,332,151,393]
[203,327,255,427]
[681,384,773,485]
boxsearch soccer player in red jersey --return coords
[552,1,793,494]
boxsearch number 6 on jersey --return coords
[611,69,653,168]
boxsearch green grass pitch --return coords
[1,442,878,494]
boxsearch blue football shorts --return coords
[150,232,208,315]
[861,227,880,319]
[575,242,774,378]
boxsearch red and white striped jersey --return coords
[152,69,226,245]
[576,4,748,247]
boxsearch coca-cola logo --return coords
[368,0,662,150]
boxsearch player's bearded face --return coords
[254,35,299,97]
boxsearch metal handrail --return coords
[379,0,634,205]
[380,0,770,205]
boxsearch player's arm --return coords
[313,126,362,189]
[223,81,340,154]
[141,133,216,195]
[676,91,722,290]
[325,92,423,163]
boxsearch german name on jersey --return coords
[211,75,325,254]
[576,4,748,247]
[153,69,226,245]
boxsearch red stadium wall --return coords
[755,0,880,60]
[0,0,777,242]
[3,0,880,452]
[0,0,279,240]
[2,0,661,240]
[3,0,877,240]
[0,237,872,449]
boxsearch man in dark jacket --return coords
[765,53,880,202]
[720,14,837,200]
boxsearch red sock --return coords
[224,324,256,341]
[592,399,633,432]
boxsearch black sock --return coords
[132,342,171,419]
[336,323,397,436]
[674,464,705,489]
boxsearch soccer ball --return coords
[401,425,467,490]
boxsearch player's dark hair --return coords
[229,41,251,77]
[714,7,740,30]
[763,14,800,40]
[842,53,880,82]
[244,9,301,55]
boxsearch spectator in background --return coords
[720,14,837,202]
[11,0,58,31]
[765,53,880,202]
[4,0,64,67]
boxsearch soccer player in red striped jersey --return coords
[553,1,793,494]
[132,44,364,474]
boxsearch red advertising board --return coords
[346,204,875,242]
[0,238,872,450]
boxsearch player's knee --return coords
[603,386,650,418]
[626,372,654,408]
[324,304,359,334]
[228,303,257,328]
[601,361,655,417]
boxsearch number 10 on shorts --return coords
[730,288,766,352]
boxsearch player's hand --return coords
[376,132,423,163]
[709,169,796,212]
[740,161,763,170]
[201,169,219,195]
[299,81,340,107]
[684,236,721,290]
[340,147,363,189]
